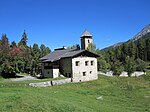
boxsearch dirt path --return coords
[11,74,39,81]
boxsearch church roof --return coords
[40,49,99,62]
[81,30,92,38]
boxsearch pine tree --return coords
[137,38,146,60]
[40,44,51,57]
[128,42,137,59]
[124,56,136,76]
[112,60,124,76]
[11,41,17,47]
[1,34,9,53]
[114,46,121,61]
[146,38,150,61]
[18,30,28,47]
[121,43,128,62]
[136,58,147,72]
[0,34,15,76]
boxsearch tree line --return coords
[1,30,150,77]
[0,31,50,77]
[96,33,150,76]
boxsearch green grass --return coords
[0,71,150,112]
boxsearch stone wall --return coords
[51,78,71,86]
[81,37,92,50]
[72,57,98,82]
[29,78,71,87]
[100,71,146,77]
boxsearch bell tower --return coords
[81,30,93,50]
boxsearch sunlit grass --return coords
[0,71,150,112]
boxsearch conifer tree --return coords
[128,42,137,59]
[137,38,146,60]
[146,38,150,61]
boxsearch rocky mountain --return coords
[102,24,150,51]
[130,24,150,41]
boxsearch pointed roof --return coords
[81,30,92,38]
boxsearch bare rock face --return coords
[130,24,150,42]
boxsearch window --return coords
[91,61,94,66]
[75,61,80,66]
[85,61,89,66]
[90,71,92,74]
[88,40,90,43]
[48,72,49,74]
[83,72,86,76]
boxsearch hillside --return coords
[102,24,150,51]
[129,24,150,42]
[0,72,150,112]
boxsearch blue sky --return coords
[0,0,150,50]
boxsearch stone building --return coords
[81,30,93,50]
[40,30,99,82]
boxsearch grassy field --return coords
[0,71,150,112]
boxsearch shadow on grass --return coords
[1,73,24,79]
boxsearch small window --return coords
[85,61,89,66]
[48,72,49,74]
[91,61,94,66]
[88,40,90,43]
[83,72,86,76]
[90,71,92,74]
[76,61,80,66]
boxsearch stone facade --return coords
[81,37,92,50]
[72,57,98,82]
[59,56,98,82]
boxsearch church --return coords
[40,30,99,82]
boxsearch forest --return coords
[0,31,50,77]
[97,33,150,76]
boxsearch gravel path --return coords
[11,74,39,81]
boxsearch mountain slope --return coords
[101,42,124,51]
[129,24,150,42]
[102,24,150,51]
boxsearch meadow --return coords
[0,71,150,112]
